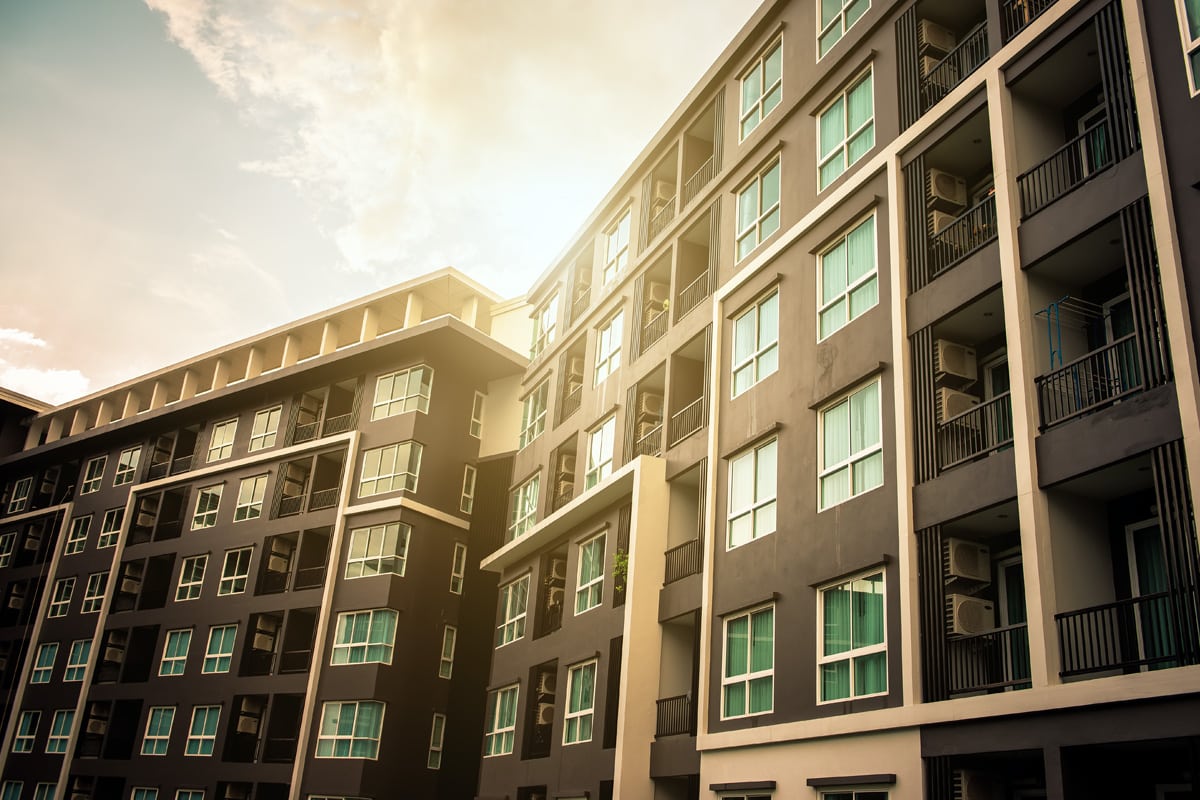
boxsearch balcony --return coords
[682,155,715,207]
[634,423,663,457]
[642,309,669,350]
[1035,334,1142,429]
[947,622,1030,695]
[560,384,582,422]
[648,197,676,242]
[1001,0,1058,43]
[1018,118,1113,218]
[937,391,1013,471]
[571,286,591,324]
[920,21,988,112]
[551,483,574,513]
[654,694,695,738]
[928,193,997,278]
[675,272,709,322]
[664,538,701,585]
[1056,591,1185,677]
[668,396,705,447]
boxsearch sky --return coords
[0,0,761,405]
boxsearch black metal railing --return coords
[936,391,1013,471]
[278,649,312,674]
[1057,591,1182,677]
[321,413,353,436]
[551,485,574,512]
[1001,0,1058,42]
[1018,118,1113,218]
[560,385,582,422]
[682,155,716,206]
[947,623,1031,695]
[634,424,663,457]
[293,565,326,590]
[277,495,304,518]
[261,736,298,763]
[655,694,695,737]
[572,288,591,323]
[929,194,998,277]
[668,396,705,445]
[241,649,275,677]
[921,22,989,111]
[649,197,677,241]
[676,272,710,321]
[291,422,318,444]
[1035,334,1142,429]
[642,310,669,350]
[664,538,702,585]
[146,461,170,481]
[170,454,194,475]
[257,570,289,595]
[308,488,338,510]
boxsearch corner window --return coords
[46,709,73,753]
[315,701,384,759]
[31,643,57,684]
[574,533,606,615]
[141,706,175,755]
[819,0,870,57]
[248,406,283,451]
[218,547,252,595]
[331,609,397,665]
[1177,0,1200,95]
[450,543,467,594]
[81,456,107,494]
[470,391,485,438]
[819,378,883,509]
[438,625,456,679]
[563,660,597,744]
[358,442,422,497]
[740,39,783,139]
[82,572,106,613]
[160,629,192,676]
[531,294,559,358]
[206,419,237,462]
[584,415,617,489]
[98,508,123,548]
[818,67,874,191]
[7,477,32,513]
[736,158,782,262]
[496,575,530,646]
[519,381,549,449]
[345,522,410,578]
[48,577,74,618]
[114,446,141,486]
[722,605,774,718]
[732,290,780,396]
[460,465,477,514]
[484,685,518,756]
[64,514,91,555]
[191,484,223,530]
[13,710,39,753]
[176,555,207,601]
[594,311,624,384]
[202,625,236,674]
[602,210,632,285]
[427,713,446,769]
[819,214,877,339]
[185,705,220,756]
[233,474,268,521]
[372,365,433,420]
[508,475,540,542]
[727,438,778,549]
[818,570,886,702]
[65,639,90,681]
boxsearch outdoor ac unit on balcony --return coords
[954,769,990,800]
[119,577,141,595]
[535,702,556,726]
[945,538,991,583]
[918,19,957,55]
[935,339,978,382]
[946,593,995,636]
[929,209,962,236]
[236,715,261,735]
[546,586,565,610]
[86,718,108,735]
[267,553,290,573]
[549,557,568,583]
[937,388,980,423]
[537,671,558,696]
[638,392,664,419]
[103,646,124,664]
[566,356,585,381]
[555,479,574,499]
[652,179,674,206]
[556,452,576,477]
[645,281,670,308]
[637,420,662,441]
[928,168,968,210]
[6,594,22,610]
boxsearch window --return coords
[594,311,624,384]
[563,660,597,744]
[189,484,222,530]
[585,415,616,489]
[602,210,632,285]
[496,575,529,646]
[331,609,397,665]
[531,294,558,358]
[141,706,175,755]
[218,548,252,595]
[574,533,605,615]
[736,157,781,261]
[207,419,237,462]
[819,214,877,339]
[731,290,779,396]
[438,625,456,679]
[114,446,141,485]
[818,68,874,191]
[470,391,485,438]
[46,709,73,753]
[13,710,38,752]
[246,406,282,452]
[176,555,207,601]
[160,629,192,676]
[7,477,32,513]
[819,378,883,509]
[372,365,433,420]
[48,577,74,617]
[0,532,14,566]
[820,570,886,702]
[819,0,870,57]
[450,543,467,594]
[131,790,158,800]
[1,784,20,800]
[427,713,446,769]
[518,381,549,449]
[358,442,422,497]
[483,685,518,756]
[31,643,57,684]
[81,456,106,494]
[1176,0,1200,95]
[508,475,539,542]
[202,624,237,673]
[345,522,410,578]
[98,508,123,548]
[33,785,55,800]
[460,465,477,514]
[727,438,778,549]
[81,572,106,613]
[740,39,782,139]
[722,605,774,718]
[175,793,204,800]
[185,705,219,756]
[233,474,267,521]
[64,640,90,682]
[821,791,887,800]
[64,515,91,555]
[315,701,385,759]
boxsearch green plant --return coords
[612,549,629,593]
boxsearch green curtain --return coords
[1133,524,1175,668]
[1187,0,1200,39]
[763,46,782,115]
[846,216,877,319]
[846,73,874,164]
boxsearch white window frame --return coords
[507,474,540,542]
[496,575,530,647]
[33,785,55,800]
[174,792,204,800]
[819,789,889,800]
[358,442,422,497]
[64,514,92,555]
[0,783,20,800]
[114,446,141,486]
[201,624,237,674]
[470,391,485,438]
[160,628,192,676]
[1176,0,1200,96]
[817,67,875,191]
[81,572,106,613]
[31,643,57,684]
[64,639,90,682]
[48,577,74,618]
[81,456,106,494]
[563,659,597,745]
[207,419,237,462]
[0,532,14,566]
[727,437,778,550]
[98,508,123,548]
[233,475,267,521]
[530,293,559,358]
[141,706,175,756]
[736,156,782,262]
[46,709,73,753]
[819,0,871,58]
[315,701,385,759]
[438,625,456,679]
[594,311,624,385]
[426,712,446,769]
[13,710,38,753]
[371,365,433,420]
[176,555,207,601]
[584,415,617,489]
[817,569,888,704]
[483,684,518,757]
[191,484,222,530]
[131,790,158,800]
[574,533,606,615]
[185,705,220,756]
[7,477,32,513]
[731,289,780,397]
[248,405,283,451]
[740,38,783,140]
[721,604,775,719]
[345,522,410,578]
[818,212,878,340]
[818,377,884,510]
[218,547,252,595]
[518,381,549,449]
[330,608,397,665]
[602,209,632,285]
[450,542,467,594]
[460,465,477,514]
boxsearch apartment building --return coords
[0,269,533,800]
[474,1,1200,799]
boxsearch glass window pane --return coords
[726,617,748,676]
[764,45,782,86]
[854,651,888,695]
[821,660,850,701]
[824,584,852,655]
[819,98,845,158]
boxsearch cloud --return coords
[0,328,48,348]
[0,364,89,405]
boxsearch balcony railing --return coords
[921,22,989,111]
[668,396,705,446]
[258,570,289,595]
[309,488,339,510]
[277,495,304,518]
[572,288,591,323]
[322,413,353,436]
[1002,0,1058,42]
[642,310,669,350]
[947,623,1031,695]
[551,484,574,512]
[634,424,663,457]
[278,649,313,674]
[1056,591,1185,677]
[261,736,298,764]
[146,461,170,481]
[936,391,1013,471]
[676,271,710,321]
[293,565,326,590]
[655,694,695,738]
[929,193,998,278]
[682,154,716,207]
[664,538,702,585]
[170,454,194,475]
[292,421,319,444]
[1018,118,1113,218]
[648,197,677,241]
[1035,334,1142,429]
[560,385,582,422]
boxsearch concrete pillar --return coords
[94,400,113,427]
[403,292,424,328]
[121,391,142,420]
[460,294,480,328]
[320,320,339,355]
[360,306,379,342]
[69,407,89,436]
[245,347,264,380]
[149,380,169,410]
[281,336,300,368]
[45,416,64,443]
[179,370,199,401]
[23,419,45,450]
[212,359,230,391]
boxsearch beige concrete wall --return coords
[479,374,524,459]
[489,299,535,355]
[1047,492,1115,614]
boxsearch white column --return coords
[360,306,379,342]
[320,320,339,355]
